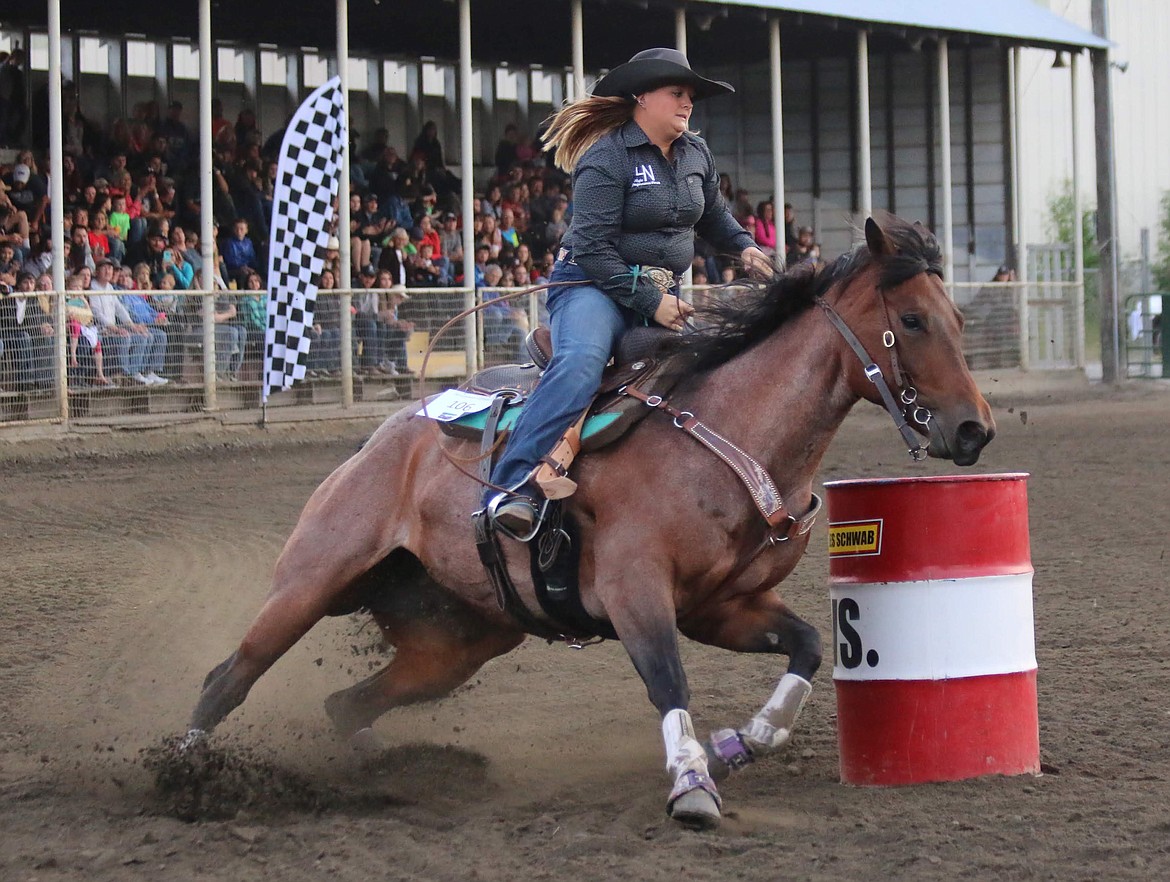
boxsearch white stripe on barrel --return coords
[825,473,1039,786]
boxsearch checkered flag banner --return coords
[263,75,346,402]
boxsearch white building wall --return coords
[1019,0,1170,260]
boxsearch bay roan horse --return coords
[187,216,994,828]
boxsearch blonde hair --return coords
[542,95,634,172]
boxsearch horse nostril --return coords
[957,420,991,450]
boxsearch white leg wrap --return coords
[739,673,812,755]
[662,709,709,777]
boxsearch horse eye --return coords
[900,313,924,331]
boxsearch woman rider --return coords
[485,48,770,534]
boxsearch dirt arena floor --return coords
[1,371,1168,882]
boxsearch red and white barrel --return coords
[824,473,1039,786]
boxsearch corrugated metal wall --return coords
[693,45,1011,283]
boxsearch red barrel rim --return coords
[824,472,1030,489]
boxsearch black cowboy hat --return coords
[592,48,733,101]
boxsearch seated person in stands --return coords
[160,241,194,290]
[0,271,55,389]
[377,226,411,287]
[353,263,382,373]
[478,263,526,363]
[221,217,259,280]
[415,213,442,255]
[213,290,245,381]
[499,207,520,249]
[0,185,30,261]
[376,284,413,377]
[118,285,170,385]
[352,192,390,271]
[416,217,451,281]
[66,225,95,274]
[544,201,568,249]
[787,225,816,266]
[143,227,169,281]
[171,226,202,273]
[0,242,20,286]
[438,211,463,267]
[531,250,555,284]
[306,267,344,377]
[89,210,120,264]
[64,273,112,387]
[472,242,491,287]
[406,240,444,287]
[108,195,131,252]
[236,268,267,357]
[147,271,190,378]
[89,259,151,382]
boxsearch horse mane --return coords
[659,216,943,374]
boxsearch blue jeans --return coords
[101,329,148,377]
[127,327,167,376]
[1,329,55,387]
[485,261,636,502]
[308,328,342,371]
[355,315,380,367]
[214,323,245,373]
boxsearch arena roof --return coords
[2,0,1107,67]
[716,1,1109,51]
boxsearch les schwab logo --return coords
[827,519,883,557]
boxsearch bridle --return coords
[816,292,933,461]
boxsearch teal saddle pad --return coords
[449,402,622,444]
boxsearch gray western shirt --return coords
[561,118,754,318]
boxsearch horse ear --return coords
[864,217,891,257]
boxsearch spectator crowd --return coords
[1,65,824,390]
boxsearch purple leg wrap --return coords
[709,728,755,772]
[667,770,722,812]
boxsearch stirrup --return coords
[485,489,548,544]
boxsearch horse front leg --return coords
[684,594,822,779]
[597,558,722,829]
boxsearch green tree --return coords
[1152,191,1170,291]
[1045,179,1098,269]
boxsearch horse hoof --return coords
[705,728,755,781]
[704,749,730,781]
[349,727,383,756]
[667,770,722,830]
[178,728,207,753]
[669,788,722,830]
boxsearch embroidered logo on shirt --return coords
[631,164,660,187]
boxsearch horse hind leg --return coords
[687,598,823,779]
[323,614,523,742]
[187,583,337,739]
[322,563,524,741]
[187,536,384,739]
[202,652,236,691]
